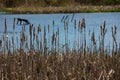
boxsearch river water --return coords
[0,12,120,52]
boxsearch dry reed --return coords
[0,18,120,80]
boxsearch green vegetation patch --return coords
[0,8,13,13]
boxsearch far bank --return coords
[0,5,120,14]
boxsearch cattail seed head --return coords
[4,18,7,33]
[78,20,81,32]
[91,31,96,45]
[38,24,41,33]
[74,19,76,29]
[48,24,50,33]
[13,18,16,30]
[81,18,86,29]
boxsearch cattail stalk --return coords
[29,24,33,50]
[78,20,80,52]
[100,21,107,55]
[4,18,7,34]
[38,24,42,52]
[74,19,76,51]
[64,20,69,54]
[4,18,9,53]
[57,28,60,53]
[44,26,47,54]
[33,26,35,42]
[16,36,18,50]
[112,26,117,52]
[81,18,86,54]
[13,18,16,53]
[48,24,50,50]
[53,20,55,34]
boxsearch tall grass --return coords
[0,17,120,80]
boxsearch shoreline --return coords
[0,5,120,14]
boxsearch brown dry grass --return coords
[0,51,120,80]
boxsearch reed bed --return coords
[0,50,120,80]
[0,17,120,80]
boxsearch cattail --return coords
[112,26,117,39]
[38,24,41,34]
[8,40,11,51]
[114,26,117,35]
[53,20,55,34]
[74,19,76,29]
[71,13,75,22]
[52,33,55,46]
[78,20,81,50]
[57,28,60,53]
[5,34,8,42]
[100,25,103,36]
[100,21,107,54]
[4,18,7,34]
[64,20,68,53]
[111,25,117,52]
[81,18,86,29]
[25,42,29,50]
[44,26,47,54]
[44,26,47,44]
[33,26,36,41]
[36,34,39,50]
[103,20,106,31]
[53,20,55,27]
[12,36,15,53]
[64,15,69,22]
[91,31,96,45]
[74,19,77,50]
[101,21,107,36]
[48,24,50,33]
[48,24,50,49]
[78,20,81,32]
[83,18,86,54]
[23,32,26,41]
[5,34,8,50]
[16,36,18,50]
[13,18,16,30]
[55,31,57,52]
[64,20,66,30]
[12,36,14,45]
[29,24,33,37]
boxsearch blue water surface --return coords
[0,12,120,52]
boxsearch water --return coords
[0,12,120,52]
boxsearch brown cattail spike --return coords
[13,18,16,30]
[38,24,41,34]
[81,18,86,29]
[91,31,96,45]
[4,18,7,33]
[74,19,76,29]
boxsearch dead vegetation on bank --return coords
[1,5,120,14]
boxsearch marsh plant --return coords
[0,17,120,80]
